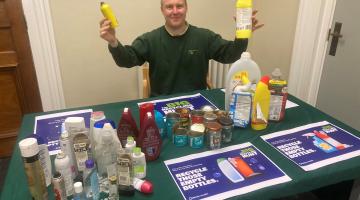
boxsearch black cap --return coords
[118,185,135,196]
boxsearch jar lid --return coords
[190,123,205,133]
[201,105,216,112]
[203,113,217,121]
[175,107,190,117]
[218,116,233,126]
[174,127,188,135]
[166,112,180,119]
[190,109,204,116]
[206,122,222,131]
[19,138,39,157]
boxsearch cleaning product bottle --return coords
[225,52,261,110]
[117,107,139,147]
[228,72,253,128]
[236,0,253,39]
[269,68,288,121]
[251,76,271,130]
[100,2,119,28]
[132,147,146,179]
[138,112,162,161]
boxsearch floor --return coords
[0,157,11,195]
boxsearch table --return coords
[2,89,360,200]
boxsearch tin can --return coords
[166,112,180,138]
[203,113,218,126]
[189,123,206,148]
[206,122,222,150]
[52,171,67,200]
[190,110,204,125]
[175,107,190,128]
[173,126,188,147]
[218,116,234,143]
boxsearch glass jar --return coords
[218,116,234,143]
[203,113,218,126]
[206,122,222,150]
[190,110,204,125]
[189,123,205,149]
[173,126,188,147]
[175,107,190,129]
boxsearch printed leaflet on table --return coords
[34,109,92,155]
[164,142,291,200]
[261,121,360,171]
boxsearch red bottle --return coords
[138,112,162,161]
[117,107,139,147]
[139,103,154,130]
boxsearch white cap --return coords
[64,117,85,131]
[74,182,83,193]
[147,112,152,118]
[124,107,129,112]
[19,138,39,158]
[241,52,251,59]
[102,123,114,143]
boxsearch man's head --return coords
[160,0,187,30]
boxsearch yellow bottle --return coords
[100,2,119,28]
[251,76,270,130]
[236,0,252,39]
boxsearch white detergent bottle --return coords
[225,52,261,110]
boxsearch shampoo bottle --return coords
[251,76,271,130]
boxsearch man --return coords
[100,0,263,97]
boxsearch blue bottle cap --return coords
[27,134,45,145]
[94,119,116,129]
[85,159,95,169]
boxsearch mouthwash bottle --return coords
[251,76,271,130]
[269,68,288,121]
[236,0,252,39]
[83,159,99,200]
[225,52,261,111]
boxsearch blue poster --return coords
[164,143,291,200]
[261,121,360,171]
[34,109,92,155]
[138,93,218,116]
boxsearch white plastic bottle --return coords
[132,147,146,179]
[54,151,74,197]
[225,52,261,110]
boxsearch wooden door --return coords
[0,0,42,157]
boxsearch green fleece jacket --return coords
[109,24,248,97]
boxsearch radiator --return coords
[137,60,232,98]
[208,60,231,89]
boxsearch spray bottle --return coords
[251,76,271,130]
[236,0,252,39]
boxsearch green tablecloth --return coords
[2,89,360,200]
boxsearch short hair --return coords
[161,0,187,7]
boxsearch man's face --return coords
[161,0,187,29]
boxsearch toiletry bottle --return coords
[132,147,146,179]
[83,159,99,200]
[138,112,162,161]
[117,107,139,146]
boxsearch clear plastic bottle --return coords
[108,175,119,200]
[73,182,86,200]
[132,147,146,179]
[225,52,261,111]
[83,159,99,200]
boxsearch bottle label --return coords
[236,8,252,31]
[143,127,161,157]
[74,142,89,171]
[117,157,131,185]
[229,92,252,128]
[173,134,188,147]
[189,135,204,149]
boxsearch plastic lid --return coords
[203,113,217,121]
[260,76,270,85]
[61,130,69,139]
[140,180,153,194]
[133,147,141,155]
[56,151,66,159]
[206,122,222,131]
[218,116,234,126]
[124,107,129,112]
[28,134,45,145]
[127,136,134,143]
[118,185,135,196]
[272,68,282,78]
[74,182,83,193]
[91,111,105,120]
[146,112,153,118]
[94,119,116,129]
[19,138,39,157]
[85,159,95,169]
[241,52,251,59]
[108,175,117,184]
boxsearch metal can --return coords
[175,107,190,128]
[190,110,204,125]
[206,122,222,150]
[218,116,234,143]
[173,126,188,147]
[52,171,67,200]
[166,112,180,138]
[189,123,206,148]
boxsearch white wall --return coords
[48,0,299,108]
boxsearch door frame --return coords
[288,0,337,106]
[22,0,336,110]
[21,0,65,111]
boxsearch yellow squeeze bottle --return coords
[251,76,270,130]
[236,0,252,39]
[100,2,119,28]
